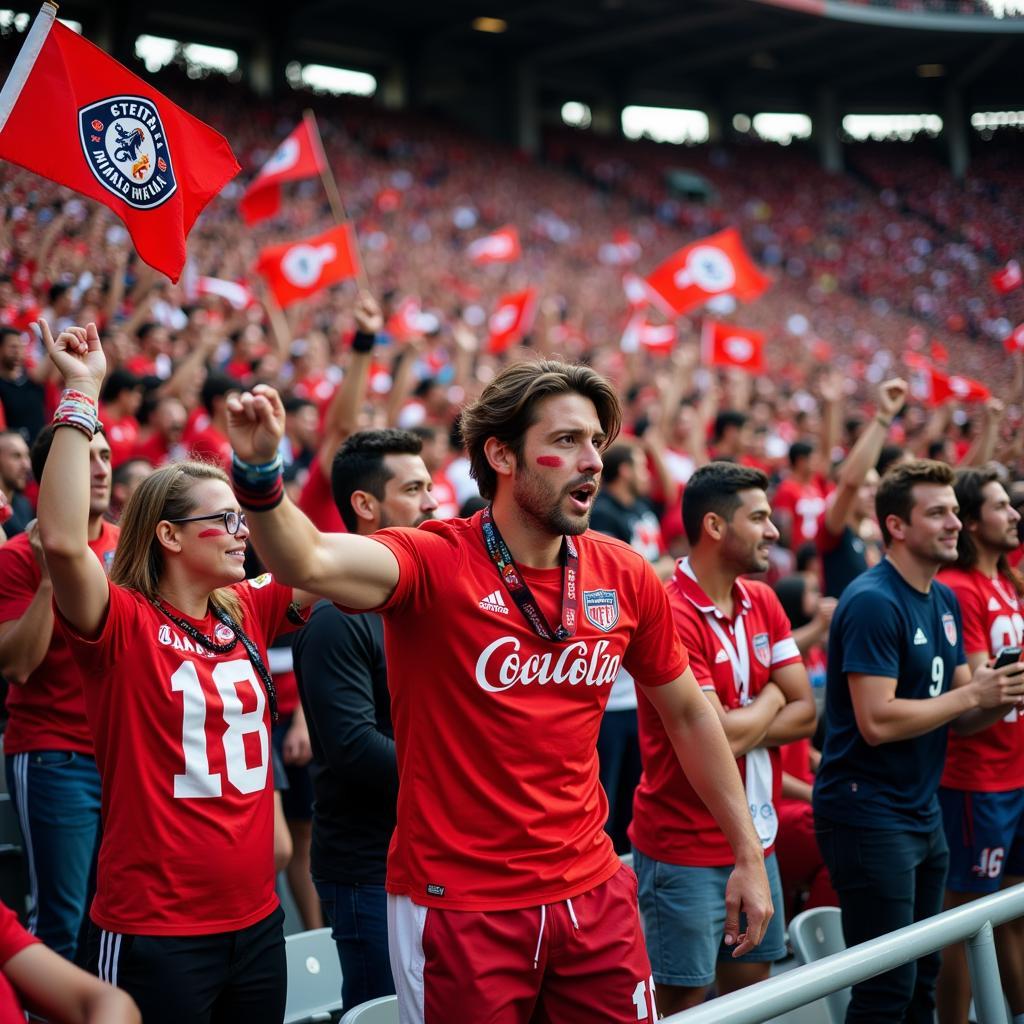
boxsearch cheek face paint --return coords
[197,528,228,539]
[536,455,563,468]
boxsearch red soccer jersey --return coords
[0,900,38,1021]
[939,567,1024,790]
[361,512,688,911]
[773,476,827,548]
[102,413,139,469]
[0,522,119,755]
[57,575,300,935]
[297,457,345,533]
[187,424,232,473]
[630,559,802,867]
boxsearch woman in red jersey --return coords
[35,320,311,1024]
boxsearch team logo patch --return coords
[79,96,177,210]
[248,573,273,589]
[942,612,957,647]
[214,623,235,644]
[752,632,770,668]
[583,589,619,632]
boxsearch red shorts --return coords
[387,864,655,1023]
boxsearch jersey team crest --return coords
[583,589,619,632]
[942,612,957,646]
[752,632,771,668]
[78,96,177,210]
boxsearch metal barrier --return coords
[668,882,1024,1024]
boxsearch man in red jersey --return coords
[227,360,771,1024]
[0,425,115,961]
[936,467,1024,1024]
[772,441,828,550]
[631,462,816,1015]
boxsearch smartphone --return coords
[993,646,1023,669]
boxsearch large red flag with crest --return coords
[701,320,765,374]
[646,228,770,316]
[255,222,360,308]
[487,289,537,353]
[239,117,326,225]
[0,7,238,281]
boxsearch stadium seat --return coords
[788,906,850,1024]
[283,928,343,1024]
[338,996,398,1024]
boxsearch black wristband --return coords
[352,330,376,353]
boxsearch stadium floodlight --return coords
[622,105,709,145]
[472,17,507,33]
[751,113,812,145]
[562,102,591,129]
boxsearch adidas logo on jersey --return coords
[913,628,928,646]
[715,649,730,664]
[479,590,509,615]
[988,597,1001,612]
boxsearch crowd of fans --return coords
[0,53,1023,1022]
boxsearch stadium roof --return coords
[34,0,1024,117]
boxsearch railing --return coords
[667,882,1024,1024]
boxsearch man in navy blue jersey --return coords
[813,459,1024,1024]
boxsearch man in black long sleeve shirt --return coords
[293,429,437,1013]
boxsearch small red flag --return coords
[701,320,765,374]
[487,288,537,353]
[992,260,1022,294]
[255,222,360,308]
[1004,324,1024,353]
[240,117,326,225]
[599,230,642,266]
[0,7,239,282]
[194,277,255,310]
[620,311,676,354]
[468,225,521,265]
[904,352,990,406]
[387,297,428,343]
[646,228,770,317]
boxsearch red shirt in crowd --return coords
[630,559,802,867]
[297,458,345,533]
[187,424,232,473]
[356,512,687,910]
[773,475,828,548]
[101,413,140,469]
[0,522,119,756]
[938,566,1024,791]
[58,575,301,935]
[0,900,39,1020]
[430,468,459,520]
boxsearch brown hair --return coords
[460,360,622,500]
[109,461,243,622]
[875,458,956,547]
[953,466,1024,596]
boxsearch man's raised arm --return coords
[227,384,399,610]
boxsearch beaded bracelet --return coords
[53,387,101,439]
[232,452,285,511]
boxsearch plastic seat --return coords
[788,906,849,1024]
[283,928,343,1024]
[339,995,399,1024]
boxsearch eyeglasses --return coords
[166,510,247,535]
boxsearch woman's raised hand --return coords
[38,320,106,397]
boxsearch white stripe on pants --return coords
[387,894,427,1024]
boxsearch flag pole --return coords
[302,108,370,292]
[0,2,57,135]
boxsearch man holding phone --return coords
[936,468,1024,1024]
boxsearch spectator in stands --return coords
[631,462,815,1015]
[711,410,751,463]
[410,425,458,519]
[36,320,313,1023]
[0,327,45,445]
[98,369,143,469]
[0,424,115,961]
[773,441,828,551]
[131,394,187,468]
[227,359,771,1024]
[0,900,139,1023]
[280,396,318,474]
[124,322,172,380]
[817,379,909,598]
[294,428,437,1013]
[0,430,33,538]
[935,467,1024,1024]
[813,459,1024,1024]
[107,458,154,523]
[188,372,242,471]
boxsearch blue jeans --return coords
[315,879,394,1013]
[816,818,948,1023]
[6,751,102,961]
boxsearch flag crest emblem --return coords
[78,96,176,210]
[583,590,619,632]
[942,612,957,647]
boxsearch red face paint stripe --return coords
[536,456,563,468]
[197,528,228,538]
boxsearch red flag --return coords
[620,311,676,354]
[255,223,360,308]
[467,225,521,265]
[992,260,1022,294]
[195,277,255,310]
[240,117,325,225]
[387,297,428,343]
[646,228,770,316]
[599,230,642,266]
[487,289,537,354]
[701,320,765,374]
[904,352,990,406]
[0,9,238,282]
[1004,324,1024,353]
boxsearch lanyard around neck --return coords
[480,505,579,643]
